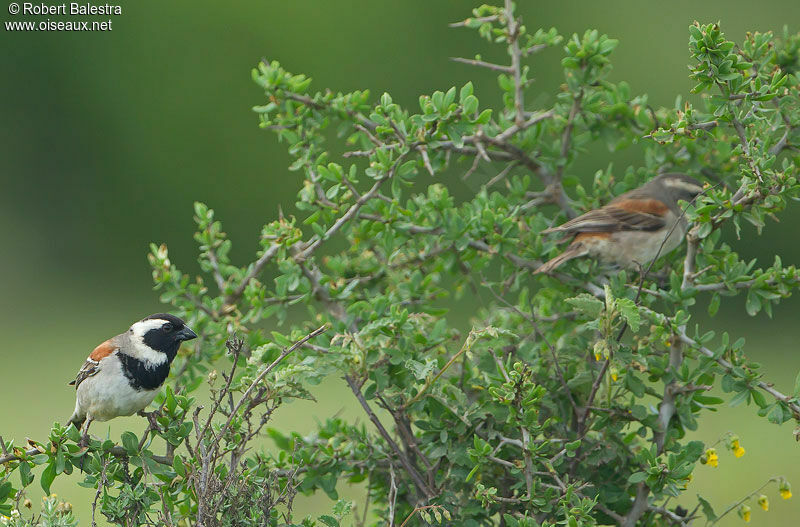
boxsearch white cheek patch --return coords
[663,179,704,195]
[129,319,169,365]
[131,318,166,338]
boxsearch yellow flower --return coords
[704,448,719,467]
[739,504,751,522]
[729,437,745,457]
[758,495,769,511]
[781,488,792,500]
[593,341,607,362]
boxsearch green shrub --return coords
[3,2,800,526]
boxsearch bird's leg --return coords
[79,416,94,448]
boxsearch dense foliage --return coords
[3,1,800,526]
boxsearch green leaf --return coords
[40,462,56,494]
[793,370,800,398]
[19,462,33,488]
[473,108,492,124]
[66,424,81,443]
[463,94,479,115]
[729,390,750,407]
[173,455,186,477]
[751,389,767,408]
[55,449,65,474]
[615,298,640,332]
[165,386,177,413]
[0,482,11,501]
[745,290,761,316]
[459,81,473,103]
[708,293,720,317]
[405,359,432,381]
[697,494,717,521]
[565,294,604,318]
[446,124,464,148]
[121,431,139,455]
[318,515,339,527]
[628,471,648,483]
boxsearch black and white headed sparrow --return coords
[68,313,197,445]
[535,173,704,274]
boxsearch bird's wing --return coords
[543,197,669,235]
[69,339,119,389]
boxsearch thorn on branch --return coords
[448,15,499,28]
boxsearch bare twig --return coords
[450,56,513,73]
[622,483,651,527]
[0,442,173,467]
[485,161,517,188]
[210,325,329,452]
[388,465,398,527]
[504,0,524,126]
[91,456,110,527]
[345,375,435,500]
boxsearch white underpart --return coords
[73,352,160,422]
[128,318,169,365]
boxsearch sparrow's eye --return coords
[163,323,174,333]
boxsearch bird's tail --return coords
[534,243,588,274]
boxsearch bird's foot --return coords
[78,434,90,449]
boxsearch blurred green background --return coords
[3,1,800,525]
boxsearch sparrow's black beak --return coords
[177,326,198,341]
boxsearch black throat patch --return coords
[143,328,181,361]
[118,353,171,391]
